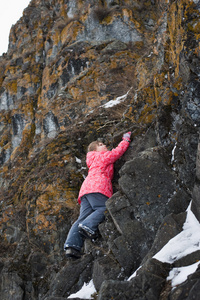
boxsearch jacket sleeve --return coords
[100,140,129,165]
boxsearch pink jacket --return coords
[78,139,130,203]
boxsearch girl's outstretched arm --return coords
[100,132,131,165]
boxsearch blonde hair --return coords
[87,141,100,152]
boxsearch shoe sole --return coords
[78,228,98,240]
[65,249,82,259]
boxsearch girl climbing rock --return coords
[64,131,131,258]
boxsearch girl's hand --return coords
[123,132,131,141]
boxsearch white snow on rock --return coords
[154,202,200,264]
[67,279,96,299]
[167,261,200,288]
[103,88,132,108]
[128,202,200,288]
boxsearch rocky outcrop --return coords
[0,0,200,299]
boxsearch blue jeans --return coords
[64,193,108,251]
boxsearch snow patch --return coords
[128,202,200,288]
[103,88,132,108]
[154,202,200,264]
[168,261,200,288]
[67,279,96,299]
[128,266,142,281]
[171,142,177,164]
[75,157,82,164]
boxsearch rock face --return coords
[0,0,200,299]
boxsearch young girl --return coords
[64,132,131,258]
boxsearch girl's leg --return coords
[64,196,93,250]
[79,193,108,233]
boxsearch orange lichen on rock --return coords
[61,20,83,46]
[0,3,198,290]
[167,0,188,77]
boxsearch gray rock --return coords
[192,139,200,222]
[192,183,200,222]
[119,148,177,252]
[142,212,186,264]
[45,254,93,298]
[0,272,24,300]
[93,255,125,291]
[98,258,171,300]
[173,250,200,268]
[77,11,142,43]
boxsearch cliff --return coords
[0,0,200,299]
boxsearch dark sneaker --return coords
[65,247,82,259]
[78,225,98,240]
